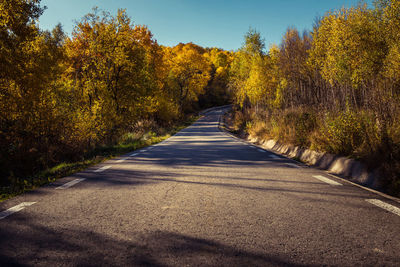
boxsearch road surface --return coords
[0,107,399,266]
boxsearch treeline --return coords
[3,0,400,195]
[0,1,232,187]
[229,0,400,195]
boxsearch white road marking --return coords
[250,146,257,149]
[56,178,86,189]
[116,157,128,163]
[130,153,139,156]
[0,202,36,220]
[325,173,400,204]
[313,175,342,186]
[284,163,301,168]
[257,149,266,153]
[147,147,154,150]
[268,154,280,159]
[366,199,400,217]
[94,166,111,172]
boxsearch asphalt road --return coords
[1,107,399,266]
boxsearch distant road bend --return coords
[0,106,399,266]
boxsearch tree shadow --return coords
[0,217,311,266]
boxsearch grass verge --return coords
[0,115,198,202]
[228,107,400,197]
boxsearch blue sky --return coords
[38,0,373,51]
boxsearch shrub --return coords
[281,110,317,147]
[313,110,364,155]
[233,110,247,131]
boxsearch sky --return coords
[38,0,374,51]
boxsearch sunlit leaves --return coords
[164,43,211,112]
[0,3,233,187]
[310,5,387,89]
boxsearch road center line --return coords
[116,157,128,163]
[56,178,86,189]
[313,175,342,186]
[0,202,36,220]
[284,163,301,168]
[366,199,400,217]
[94,166,111,172]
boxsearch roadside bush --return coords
[312,110,364,155]
[230,106,400,196]
[233,110,247,131]
[280,110,317,147]
[247,119,270,139]
[236,107,317,147]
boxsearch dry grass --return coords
[232,107,400,197]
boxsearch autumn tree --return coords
[0,0,69,182]
[64,8,165,146]
[163,43,211,113]
[230,28,277,111]
[199,48,233,107]
[0,4,233,192]
[309,4,387,109]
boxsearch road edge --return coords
[217,110,400,204]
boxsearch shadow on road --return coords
[0,216,308,266]
[72,167,373,203]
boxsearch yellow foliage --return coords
[164,43,211,111]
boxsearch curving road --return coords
[0,107,399,266]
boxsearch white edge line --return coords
[326,173,400,204]
[116,157,128,163]
[56,178,86,189]
[313,175,342,186]
[218,113,400,204]
[0,202,36,220]
[366,199,400,217]
[94,165,111,172]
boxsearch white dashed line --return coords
[56,178,86,189]
[313,175,342,186]
[366,199,400,217]
[116,157,128,163]
[94,166,111,172]
[268,154,280,159]
[284,163,301,168]
[257,149,266,153]
[0,202,36,220]
[130,153,139,156]
[147,147,154,150]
